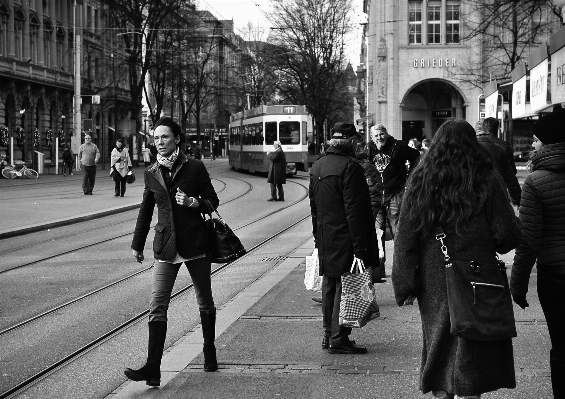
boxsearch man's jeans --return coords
[149,254,215,322]
[82,165,97,193]
[322,275,351,346]
[375,190,403,277]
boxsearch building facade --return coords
[358,0,561,145]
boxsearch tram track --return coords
[0,176,237,272]
[0,180,311,399]
[0,178,308,338]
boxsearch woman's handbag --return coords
[126,170,135,184]
[339,257,380,328]
[435,227,517,341]
[304,249,322,292]
[204,200,246,263]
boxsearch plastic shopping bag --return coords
[304,249,322,292]
[339,257,380,328]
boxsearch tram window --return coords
[265,122,277,144]
[256,123,264,145]
[235,127,240,145]
[280,122,300,145]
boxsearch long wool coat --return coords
[267,148,286,185]
[392,172,521,396]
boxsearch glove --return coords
[512,294,529,309]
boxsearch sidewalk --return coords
[0,165,148,239]
[106,237,552,399]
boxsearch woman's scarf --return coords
[115,146,124,152]
[157,147,179,170]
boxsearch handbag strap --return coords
[350,257,366,274]
[203,199,226,223]
[435,226,505,271]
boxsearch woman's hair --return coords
[154,116,185,144]
[402,119,494,232]
[116,138,123,144]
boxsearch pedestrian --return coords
[408,137,421,150]
[392,119,521,399]
[194,143,202,160]
[475,118,521,206]
[125,116,220,386]
[421,138,431,153]
[354,145,381,284]
[267,140,286,201]
[147,138,158,164]
[78,134,100,195]
[510,108,565,398]
[141,142,151,167]
[110,138,132,197]
[309,122,378,354]
[62,145,74,176]
[366,123,420,281]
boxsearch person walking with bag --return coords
[110,138,132,197]
[126,116,220,387]
[267,141,286,201]
[511,108,565,398]
[309,122,378,354]
[392,120,521,398]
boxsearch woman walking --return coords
[125,116,220,386]
[110,139,132,197]
[511,108,565,398]
[392,119,521,398]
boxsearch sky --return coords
[198,0,364,68]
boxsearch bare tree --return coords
[266,0,356,148]
[456,0,561,87]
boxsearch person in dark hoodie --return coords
[475,118,521,206]
[511,108,565,399]
[365,124,420,281]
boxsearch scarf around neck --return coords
[157,147,179,169]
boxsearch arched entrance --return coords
[400,79,468,142]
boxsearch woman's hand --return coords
[133,249,144,263]
[176,187,199,209]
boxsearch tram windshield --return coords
[279,122,300,145]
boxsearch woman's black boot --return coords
[550,349,565,398]
[200,308,218,372]
[124,321,167,386]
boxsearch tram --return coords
[228,105,310,174]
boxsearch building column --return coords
[7,0,15,57]
[441,0,447,45]
[23,0,30,61]
[38,3,45,66]
[61,0,69,72]
[49,1,57,68]
[422,0,428,46]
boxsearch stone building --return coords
[358,0,561,146]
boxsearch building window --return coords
[427,2,441,44]
[446,3,460,44]
[0,9,8,57]
[409,2,422,45]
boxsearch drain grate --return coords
[261,256,288,262]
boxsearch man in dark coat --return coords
[267,141,286,201]
[365,124,420,281]
[309,122,378,355]
[476,118,521,206]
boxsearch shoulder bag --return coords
[204,200,246,263]
[435,227,517,341]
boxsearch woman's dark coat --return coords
[511,142,565,296]
[267,148,286,185]
[309,146,378,276]
[131,151,219,261]
[392,172,521,396]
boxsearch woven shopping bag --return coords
[304,249,322,292]
[339,257,380,328]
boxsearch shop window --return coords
[409,2,422,45]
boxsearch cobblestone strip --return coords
[183,363,550,377]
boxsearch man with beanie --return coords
[477,118,521,206]
[365,124,420,282]
[511,107,565,399]
[309,122,378,354]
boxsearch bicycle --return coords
[1,163,39,179]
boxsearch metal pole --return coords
[73,0,82,153]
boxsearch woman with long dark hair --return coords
[125,116,220,387]
[392,119,521,399]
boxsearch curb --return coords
[0,203,141,240]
